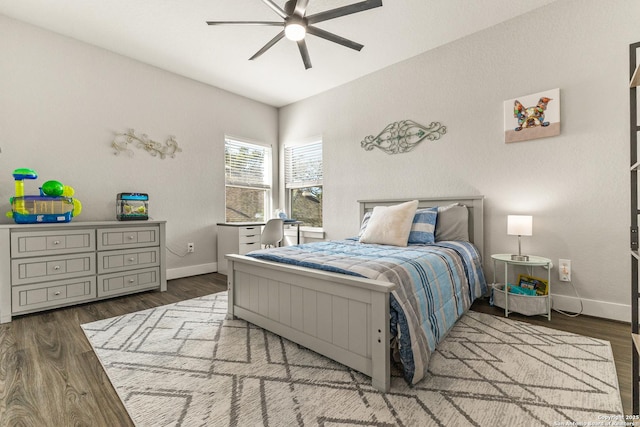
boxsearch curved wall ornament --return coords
[361,120,447,154]
[112,129,182,159]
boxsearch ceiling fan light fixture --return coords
[206,0,384,69]
[285,19,306,41]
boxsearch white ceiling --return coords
[0,0,557,107]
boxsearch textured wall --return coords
[279,0,640,320]
[0,15,278,276]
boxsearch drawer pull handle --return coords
[246,227,255,230]
[128,235,135,240]
[129,279,135,283]
[128,257,135,262]
[54,291,61,296]
[54,266,60,270]
[246,234,256,237]
[53,240,60,245]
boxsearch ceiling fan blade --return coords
[306,26,364,51]
[297,39,312,69]
[307,0,382,24]
[261,0,288,19]
[206,21,283,26]
[249,31,285,61]
[294,0,310,17]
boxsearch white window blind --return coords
[285,141,323,188]
[225,138,270,189]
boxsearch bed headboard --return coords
[357,196,484,258]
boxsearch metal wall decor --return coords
[112,129,182,159]
[361,120,447,154]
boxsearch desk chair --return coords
[261,218,284,248]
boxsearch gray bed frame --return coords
[225,196,484,391]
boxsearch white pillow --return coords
[359,200,419,246]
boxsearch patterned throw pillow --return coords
[408,207,438,244]
[358,211,372,238]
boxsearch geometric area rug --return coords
[82,292,623,427]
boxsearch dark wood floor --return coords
[0,273,227,427]
[0,273,633,425]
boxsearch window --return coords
[225,137,271,223]
[285,140,322,227]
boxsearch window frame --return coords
[224,136,272,223]
[284,139,323,228]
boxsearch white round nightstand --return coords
[491,254,553,320]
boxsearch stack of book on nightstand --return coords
[517,274,548,295]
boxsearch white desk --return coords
[217,221,303,274]
[284,220,303,245]
[217,223,263,275]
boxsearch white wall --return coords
[279,0,640,321]
[0,15,279,278]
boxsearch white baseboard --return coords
[550,293,630,323]
[167,262,217,280]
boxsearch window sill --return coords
[284,226,325,242]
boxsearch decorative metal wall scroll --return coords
[112,129,182,159]
[361,120,447,154]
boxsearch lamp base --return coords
[511,254,529,261]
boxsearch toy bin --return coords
[491,283,549,316]
[117,193,149,221]
[11,196,74,224]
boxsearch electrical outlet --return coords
[559,259,571,282]
[187,242,194,253]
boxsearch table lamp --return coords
[507,215,532,261]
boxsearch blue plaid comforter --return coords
[246,239,487,385]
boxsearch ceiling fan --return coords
[206,0,383,70]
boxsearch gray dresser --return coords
[0,220,166,323]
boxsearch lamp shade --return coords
[507,215,533,236]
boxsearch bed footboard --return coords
[226,254,396,391]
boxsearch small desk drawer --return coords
[239,226,261,237]
[97,226,159,250]
[239,241,260,254]
[12,277,96,314]
[11,229,95,258]
[11,252,96,286]
[239,233,260,244]
[97,247,159,274]
[97,266,160,298]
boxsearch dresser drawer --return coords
[12,276,96,314]
[97,226,159,250]
[11,252,96,286]
[239,226,261,237]
[97,247,159,274]
[11,229,95,258]
[97,266,160,298]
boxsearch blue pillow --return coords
[408,208,438,244]
[358,211,372,238]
